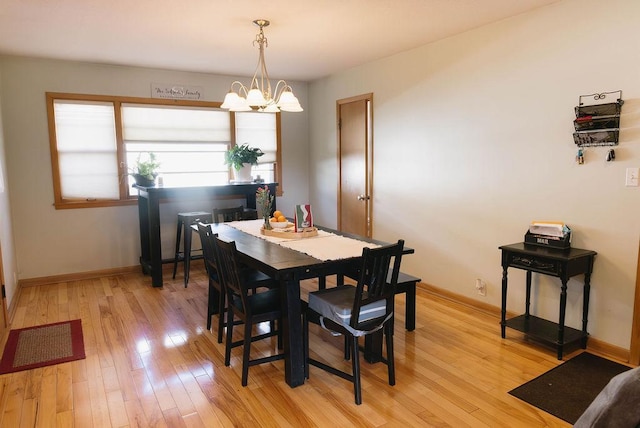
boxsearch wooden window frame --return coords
[46,92,283,209]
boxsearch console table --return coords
[499,242,597,359]
[133,183,277,287]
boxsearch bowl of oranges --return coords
[269,210,292,229]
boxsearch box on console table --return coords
[524,228,571,250]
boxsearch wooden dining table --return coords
[201,221,413,388]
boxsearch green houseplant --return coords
[224,144,264,170]
[224,144,264,182]
[130,152,161,187]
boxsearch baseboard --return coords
[19,265,141,287]
[418,282,633,365]
[420,282,504,318]
[586,338,631,365]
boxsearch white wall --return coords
[0,68,19,307]
[0,57,309,287]
[308,0,640,350]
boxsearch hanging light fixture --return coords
[221,19,303,113]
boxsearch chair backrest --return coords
[213,236,250,317]
[212,206,245,223]
[197,222,218,281]
[350,239,404,331]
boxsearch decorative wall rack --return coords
[573,90,623,147]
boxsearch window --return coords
[46,93,282,209]
[51,100,119,200]
[121,104,231,193]
[236,111,278,183]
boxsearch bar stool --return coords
[172,211,213,287]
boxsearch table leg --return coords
[364,332,383,363]
[148,194,163,287]
[406,281,416,332]
[582,263,593,348]
[137,192,150,275]
[557,279,568,359]
[501,266,508,338]
[281,277,305,387]
[525,271,532,318]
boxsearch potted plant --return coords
[130,152,161,187]
[224,143,264,182]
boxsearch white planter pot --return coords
[233,164,253,182]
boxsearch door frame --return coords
[336,93,373,236]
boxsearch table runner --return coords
[226,220,380,261]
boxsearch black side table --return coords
[499,242,597,360]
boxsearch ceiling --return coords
[0,0,561,82]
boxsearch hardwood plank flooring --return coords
[0,265,584,427]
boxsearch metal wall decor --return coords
[573,90,623,147]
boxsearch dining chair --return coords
[212,206,245,223]
[302,240,404,405]
[197,223,275,344]
[213,235,284,386]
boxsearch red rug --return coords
[0,319,86,374]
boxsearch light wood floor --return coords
[0,265,587,427]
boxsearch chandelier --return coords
[221,19,303,113]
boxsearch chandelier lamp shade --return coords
[221,19,303,113]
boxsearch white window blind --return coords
[236,111,276,182]
[53,100,119,199]
[122,104,231,189]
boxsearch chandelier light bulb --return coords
[277,90,303,112]
[246,88,267,106]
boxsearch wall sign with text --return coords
[151,83,203,100]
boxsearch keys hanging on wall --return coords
[576,148,584,164]
[606,149,615,162]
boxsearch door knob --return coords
[357,195,370,201]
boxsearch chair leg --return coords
[351,335,362,405]
[172,218,183,279]
[225,308,235,367]
[318,275,326,290]
[206,282,215,330]
[241,321,252,386]
[183,224,193,287]
[344,336,350,360]
[386,322,396,386]
[217,288,225,344]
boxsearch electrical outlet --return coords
[625,168,639,187]
[475,278,486,296]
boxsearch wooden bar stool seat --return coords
[172,211,213,287]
